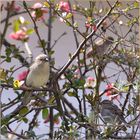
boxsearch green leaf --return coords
[65,20,71,26]
[1,117,11,126]
[9,66,15,71]
[50,0,55,2]
[0,68,7,81]
[48,50,55,56]
[122,85,129,92]
[5,57,11,62]
[26,29,34,35]
[42,108,49,120]
[44,2,50,8]
[48,96,55,104]
[1,126,7,135]
[22,117,28,123]
[68,92,77,97]
[19,107,29,116]
[73,78,85,89]
[7,77,14,85]
[133,1,139,8]
[73,22,78,28]
[39,39,47,48]
[6,48,12,57]
[104,126,112,136]
[53,113,60,124]
[13,20,20,32]
[23,21,31,25]
[116,2,122,7]
[35,9,43,19]
[66,13,73,19]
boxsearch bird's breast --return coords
[26,63,50,88]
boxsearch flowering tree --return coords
[0,0,140,139]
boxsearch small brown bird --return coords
[100,100,127,125]
[87,36,114,58]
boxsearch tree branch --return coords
[56,0,119,79]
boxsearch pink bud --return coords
[14,5,21,11]
[84,77,95,88]
[9,28,28,41]
[31,3,47,21]
[9,33,19,40]
[32,3,43,9]
[59,1,70,12]
[87,77,95,82]
[105,83,120,100]
[18,70,29,81]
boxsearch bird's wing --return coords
[24,61,34,86]
[95,39,103,46]
[111,104,124,116]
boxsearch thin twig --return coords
[1,11,27,24]
[56,0,119,79]
[23,1,46,54]
[1,2,11,51]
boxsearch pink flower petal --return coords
[87,77,95,82]
[59,1,70,12]
[32,3,43,9]
[9,28,28,41]
[18,70,29,81]
[9,33,19,40]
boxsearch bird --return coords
[25,54,50,88]
[87,36,114,59]
[100,100,128,125]
[22,54,50,105]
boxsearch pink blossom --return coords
[85,17,97,31]
[85,23,97,31]
[59,1,70,13]
[105,83,114,96]
[32,3,43,9]
[93,25,97,31]
[13,4,20,11]
[84,77,95,88]
[74,68,80,79]
[5,1,20,12]
[87,77,95,82]
[85,23,91,28]
[18,70,29,81]
[31,3,47,20]
[9,28,28,41]
[105,83,120,100]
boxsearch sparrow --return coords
[25,54,50,88]
[87,36,114,58]
[22,54,50,105]
[100,100,128,125]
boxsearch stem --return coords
[56,0,118,79]
[1,2,11,52]
[24,42,33,62]
[23,1,46,54]
[47,6,54,139]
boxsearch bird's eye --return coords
[40,57,48,61]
